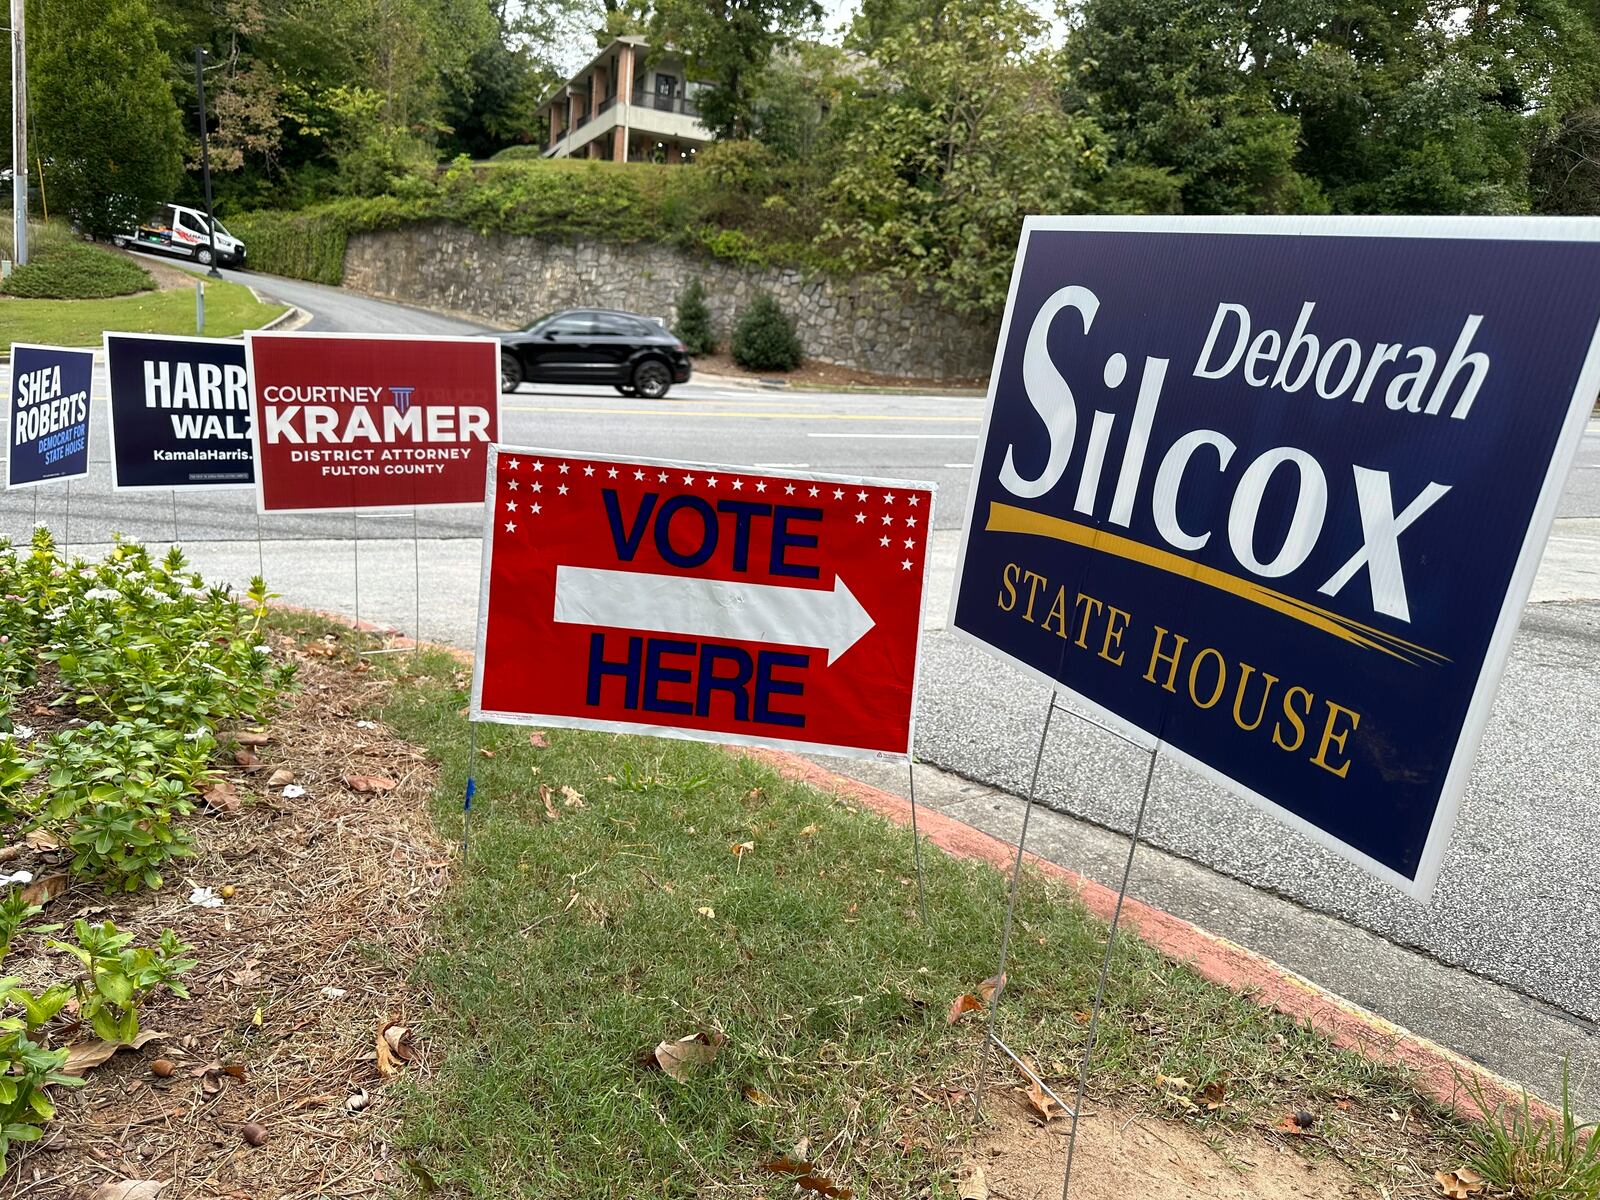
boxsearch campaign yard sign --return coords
[7,344,92,489]
[245,332,500,513]
[104,333,254,490]
[951,216,1600,899]
[473,448,935,759]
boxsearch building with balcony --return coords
[536,36,713,164]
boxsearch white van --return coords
[113,203,246,267]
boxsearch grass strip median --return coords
[264,611,1473,1197]
[1,279,286,347]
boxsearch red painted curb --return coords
[743,746,1548,1124]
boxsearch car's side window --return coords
[546,315,593,337]
[590,314,633,338]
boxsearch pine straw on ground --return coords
[2,632,451,1200]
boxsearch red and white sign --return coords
[472,447,936,760]
[245,332,500,512]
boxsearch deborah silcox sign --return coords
[950,216,1600,898]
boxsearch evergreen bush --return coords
[1,235,152,299]
[674,278,717,355]
[731,292,802,372]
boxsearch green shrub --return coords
[49,920,195,1042]
[0,1003,79,1172]
[674,278,716,355]
[731,291,803,372]
[1,238,152,299]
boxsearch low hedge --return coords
[227,152,845,286]
[2,237,153,299]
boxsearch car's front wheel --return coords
[111,236,128,249]
[632,359,672,400]
[501,351,523,394]
[195,246,214,266]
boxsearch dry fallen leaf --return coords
[1272,1112,1313,1136]
[1434,1168,1487,1199]
[344,774,397,794]
[799,823,819,836]
[1016,1057,1066,1122]
[560,785,585,808]
[1202,1077,1228,1110]
[234,747,260,768]
[528,731,549,749]
[540,784,560,821]
[90,1183,167,1200]
[759,1155,855,1198]
[267,768,295,788]
[234,731,273,746]
[742,1085,777,1106]
[946,994,983,1024]
[653,1032,725,1082]
[62,1030,168,1076]
[958,1164,989,1200]
[696,906,715,919]
[20,871,69,907]
[478,747,495,758]
[24,828,60,851]
[731,841,755,858]
[201,779,240,814]
[346,1086,372,1113]
[376,1020,417,1078]
[977,973,1005,1006]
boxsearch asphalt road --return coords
[5,258,1599,1101]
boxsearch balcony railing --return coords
[631,92,700,118]
[596,94,618,117]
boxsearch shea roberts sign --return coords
[952,216,1600,898]
[7,344,92,489]
[473,448,935,759]
[245,332,500,512]
[105,333,254,489]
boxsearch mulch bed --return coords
[4,634,450,1200]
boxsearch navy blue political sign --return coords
[951,217,1600,899]
[104,333,254,490]
[7,344,93,489]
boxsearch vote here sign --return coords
[105,333,254,490]
[951,216,1600,899]
[245,332,500,512]
[7,343,92,489]
[472,448,936,759]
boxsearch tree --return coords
[1532,106,1600,212]
[29,0,185,237]
[651,0,824,138]
[824,0,1103,314]
[674,278,717,355]
[732,292,802,371]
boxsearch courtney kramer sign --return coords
[6,343,92,489]
[951,216,1600,899]
[245,332,500,512]
[472,448,935,759]
[104,333,254,489]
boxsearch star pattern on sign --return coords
[901,558,913,570]
[608,467,619,479]
[784,484,796,495]
[755,481,767,492]
[506,458,520,471]
[706,475,719,488]
[531,482,541,492]
[658,471,670,482]
[855,512,866,524]
[634,469,645,481]
[732,479,744,490]
[856,490,868,502]
[881,515,894,526]
[833,488,844,500]
[904,538,915,549]
[583,465,595,477]
[532,460,544,472]
[505,521,517,533]
[808,486,819,497]
[505,501,517,512]
[907,495,919,507]
[883,493,895,504]
[558,484,569,495]
[531,502,541,514]
[508,479,519,491]
[906,516,917,527]
[559,463,570,474]
[880,536,891,546]
[683,473,696,485]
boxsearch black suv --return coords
[499,308,693,398]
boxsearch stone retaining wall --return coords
[341,223,997,380]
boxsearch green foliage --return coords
[0,235,153,300]
[0,993,80,1175]
[0,893,45,964]
[1532,106,1600,213]
[49,921,195,1043]
[0,530,289,896]
[1464,1065,1600,1199]
[731,292,802,372]
[673,278,717,356]
[29,0,184,238]
[824,0,1103,314]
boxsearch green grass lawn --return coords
[268,613,1466,1199]
[1,279,286,347]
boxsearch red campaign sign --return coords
[472,447,936,760]
[245,332,500,512]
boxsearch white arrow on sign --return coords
[553,565,875,666]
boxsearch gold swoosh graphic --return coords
[985,501,1449,666]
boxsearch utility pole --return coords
[10,0,28,266]
[193,46,220,278]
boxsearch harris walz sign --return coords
[951,217,1600,898]
[104,333,254,490]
